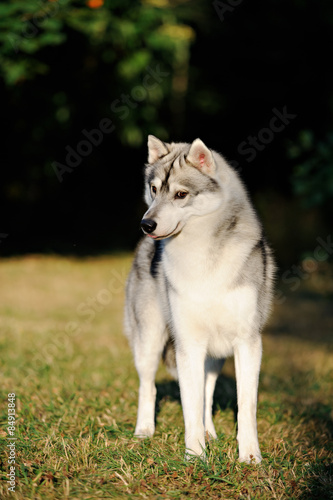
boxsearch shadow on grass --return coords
[155,373,237,423]
[270,289,333,345]
[261,362,333,498]
[299,463,333,500]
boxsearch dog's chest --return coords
[163,237,245,300]
[161,245,257,354]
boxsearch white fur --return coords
[125,138,274,464]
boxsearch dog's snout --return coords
[141,218,157,234]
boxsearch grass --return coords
[0,254,332,499]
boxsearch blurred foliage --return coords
[0,0,194,145]
[289,131,333,208]
[1,0,333,258]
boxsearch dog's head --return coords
[141,136,224,240]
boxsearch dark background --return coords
[1,0,333,269]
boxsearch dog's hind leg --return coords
[133,308,167,438]
[204,357,224,440]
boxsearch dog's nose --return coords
[141,218,157,234]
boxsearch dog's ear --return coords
[147,135,169,164]
[187,139,215,175]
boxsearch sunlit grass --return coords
[0,255,332,499]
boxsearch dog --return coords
[124,136,275,463]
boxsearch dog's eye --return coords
[175,191,188,199]
[151,186,157,194]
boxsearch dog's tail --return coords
[162,339,178,380]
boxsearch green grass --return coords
[0,255,332,499]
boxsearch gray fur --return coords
[124,137,275,462]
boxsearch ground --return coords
[0,254,332,499]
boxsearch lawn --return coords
[0,255,332,499]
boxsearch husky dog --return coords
[124,136,275,463]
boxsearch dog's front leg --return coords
[176,342,206,458]
[234,336,262,463]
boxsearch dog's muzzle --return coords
[141,218,157,234]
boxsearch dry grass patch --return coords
[0,255,332,499]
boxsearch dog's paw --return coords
[205,427,217,441]
[134,424,155,438]
[238,452,262,464]
[184,439,207,462]
[185,450,207,463]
